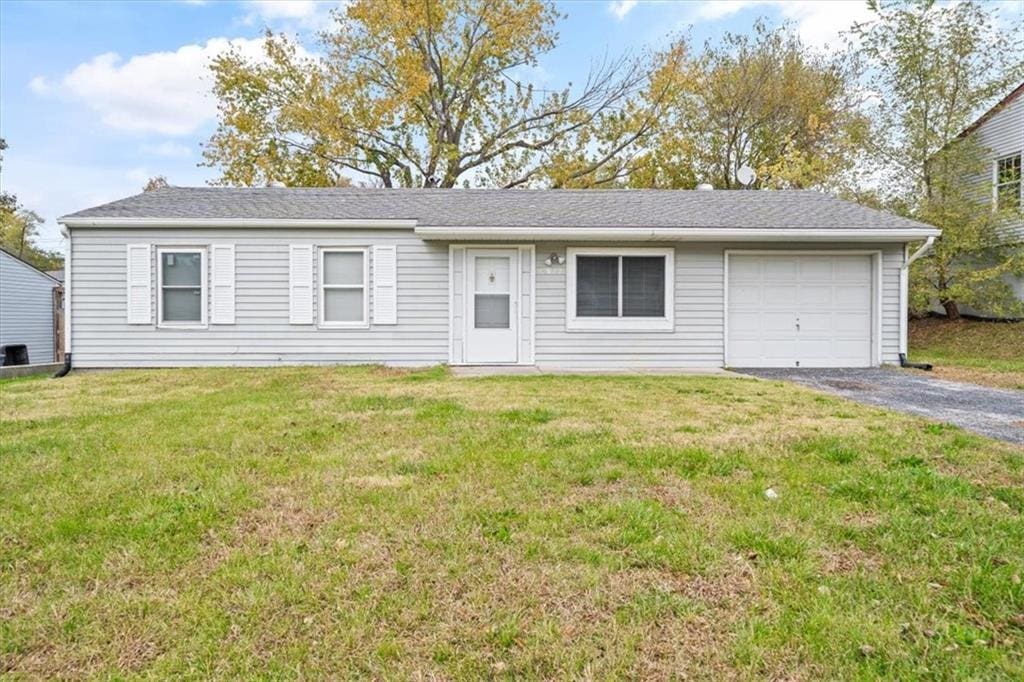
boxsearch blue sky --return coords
[1,0,1019,250]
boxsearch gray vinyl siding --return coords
[70,229,449,367]
[0,250,57,363]
[533,242,904,369]
[968,94,1023,238]
[70,229,906,369]
[960,94,1024,313]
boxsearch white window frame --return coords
[157,246,207,328]
[318,247,370,328]
[566,246,674,331]
[993,154,1022,211]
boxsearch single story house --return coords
[0,248,62,364]
[57,187,940,370]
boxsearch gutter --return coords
[54,223,73,378]
[898,236,937,370]
[414,226,942,242]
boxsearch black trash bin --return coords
[1,344,30,366]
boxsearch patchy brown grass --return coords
[909,317,1024,390]
[2,366,1023,678]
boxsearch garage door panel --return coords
[799,259,833,279]
[761,339,800,360]
[796,285,833,305]
[730,257,762,281]
[835,284,871,307]
[727,253,875,368]
[763,312,797,332]
[832,312,871,332]
[728,312,764,333]
[797,312,835,333]
[761,285,798,306]
[764,259,798,278]
[730,284,763,307]
[835,257,872,279]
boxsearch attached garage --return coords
[725,251,879,368]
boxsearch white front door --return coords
[465,249,519,364]
[727,253,875,368]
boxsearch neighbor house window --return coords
[320,248,368,326]
[567,247,674,331]
[158,248,206,326]
[995,154,1022,211]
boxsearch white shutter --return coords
[211,244,236,324]
[289,244,314,324]
[126,244,152,324]
[372,245,397,325]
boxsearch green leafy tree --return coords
[629,21,868,191]
[0,138,63,271]
[852,0,1024,319]
[204,0,660,189]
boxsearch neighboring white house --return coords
[0,248,61,364]
[956,81,1024,314]
[57,187,940,370]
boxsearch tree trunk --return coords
[941,299,961,320]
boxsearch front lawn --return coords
[909,317,1024,390]
[2,367,1023,678]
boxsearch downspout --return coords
[53,224,72,378]
[899,236,936,370]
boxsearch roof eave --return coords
[57,217,419,229]
[413,226,941,242]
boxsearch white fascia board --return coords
[414,226,942,242]
[58,217,418,229]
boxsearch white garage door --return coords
[727,253,875,368]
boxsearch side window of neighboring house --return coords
[158,248,207,326]
[995,154,1022,211]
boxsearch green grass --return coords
[909,317,1024,390]
[2,366,1023,678]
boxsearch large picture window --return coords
[995,154,1022,211]
[567,248,674,331]
[158,247,206,326]
[320,248,368,326]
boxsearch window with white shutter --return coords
[372,245,397,325]
[289,244,314,324]
[211,244,236,324]
[157,247,207,326]
[319,247,368,327]
[126,244,152,324]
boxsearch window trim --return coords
[993,154,1022,211]
[318,246,370,328]
[566,246,674,331]
[156,246,207,328]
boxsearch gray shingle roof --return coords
[61,187,935,231]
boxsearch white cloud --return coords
[34,37,278,136]
[28,75,52,95]
[140,141,193,158]
[608,0,639,21]
[688,1,875,49]
[241,1,343,30]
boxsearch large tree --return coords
[628,21,868,191]
[852,0,1024,318]
[204,0,664,189]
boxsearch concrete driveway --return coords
[736,367,1024,446]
